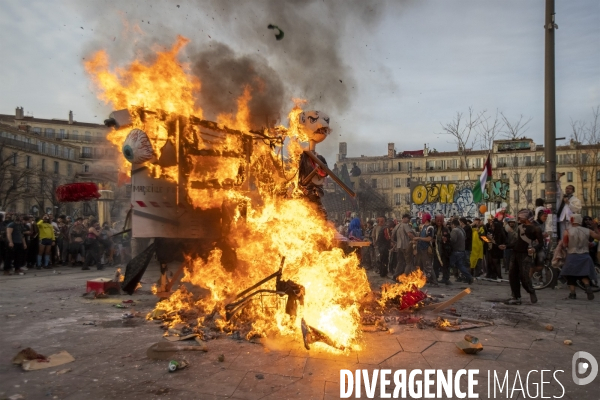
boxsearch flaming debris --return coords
[86,36,374,351]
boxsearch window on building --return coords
[526,190,532,202]
[41,142,46,153]
[513,173,520,184]
[597,171,600,181]
[512,156,518,167]
[58,129,65,139]
[41,159,46,172]
[596,188,600,201]
[12,153,17,166]
[501,173,507,180]
[406,178,411,187]
[514,190,519,203]
[382,178,390,188]
[541,173,545,183]
[581,153,589,164]
[452,159,458,169]
[54,161,59,174]
[382,162,388,172]
[394,178,401,188]
[398,162,402,171]
[540,189,546,199]
[45,128,55,138]
[394,193,401,205]
[405,193,411,204]
[441,176,447,181]
[475,158,482,168]
[85,131,92,142]
[429,176,435,182]
[26,155,31,169]
[67,164,72,176]
[32,127,41,134]
[71,130,78,140]
[583,171,588,182]
[567,172,573,182]
[25,176,30,190]
[526,173,533,183]
[583,188,589,201]
[82,147,92,158]
[371,179,377,188]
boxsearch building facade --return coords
[326,138,600,221]
[0,107,128,220]
[0,123,82,215]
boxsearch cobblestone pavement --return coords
[0,263,598,399]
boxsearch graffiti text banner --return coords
[410,179,509,218]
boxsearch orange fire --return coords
[378,269,427,307]
[85,36,371,351]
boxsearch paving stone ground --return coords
[0,262,598,399]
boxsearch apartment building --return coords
[0,107,116,178]
[0,123,82,215]
[0,107,129,219]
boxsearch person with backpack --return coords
[412,213,438,285]
[507,209,543,305]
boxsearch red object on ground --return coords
[86,278,121,295]
[55,182,101,202]
[399,288,427,310]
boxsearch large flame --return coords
[84,36,370,351]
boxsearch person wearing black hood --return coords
[507,209,544,305]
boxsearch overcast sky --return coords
[1,0,598,162]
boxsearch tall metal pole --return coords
[543,0,557,238]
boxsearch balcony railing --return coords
[0,136,39,152]
[80,151,118,159]
[64,135,107,143]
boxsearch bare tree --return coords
[496,114,536,212]
[439,107,487,179]
[33,174,69,216]
[570,106,600,216]
[0,144,37,212]
[477,110,507,152]
[501,113,533,140]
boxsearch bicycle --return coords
[531,258,557,290]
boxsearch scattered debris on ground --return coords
[456,334,483,354]
[13,348,75,371]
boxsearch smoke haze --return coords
[76,0,388,134]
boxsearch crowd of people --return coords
[339,179,599,304]
[0,212,129,275]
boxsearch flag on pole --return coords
[473,154,491,203]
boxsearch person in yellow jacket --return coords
[470,217,485,276]
[37,214,55,269]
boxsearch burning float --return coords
[84,36,478,353]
